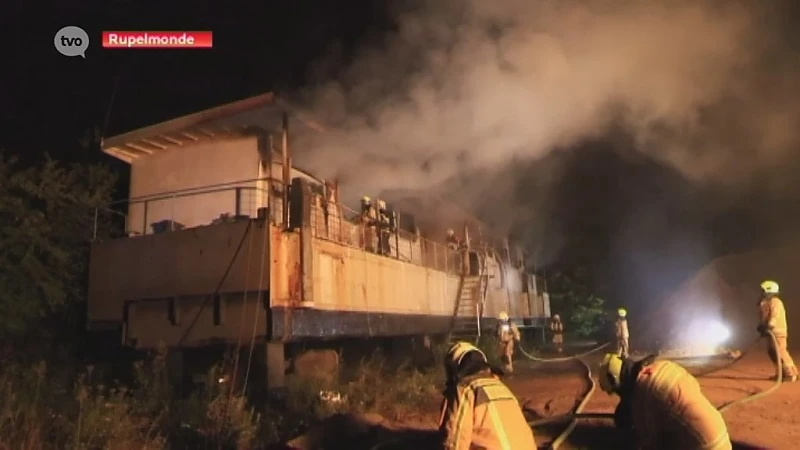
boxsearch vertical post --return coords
[170,193,176,230]
[394,212,400,259]
[235,187,242,216]
[142,200,149,235]
[267,134,274,223]
[92,208,99,241]
[281,112,291,229]
[444,243,449,274]
[265,342,286,390]
[462,223,471,275]
[433,240,438,271]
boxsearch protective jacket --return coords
[759,295,788,337]
[616,318,629,339]
[616,359,731,450]
[496,321,521,343]
[439,371,536,450]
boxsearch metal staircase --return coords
[448,254,488,344]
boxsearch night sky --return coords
[2,0,389,167]
[3,0,800,309]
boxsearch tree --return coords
[546,267,607,338]
[0,153,116,345]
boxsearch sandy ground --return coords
[513,348,800,449]
[284,346,800,449]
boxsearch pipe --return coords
[281,111,291,228]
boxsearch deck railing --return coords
[308,192,468,275]
[92,177,285,239]
[90,178,471,276]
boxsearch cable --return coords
[369,333,787,449]
[241,216,271,393]
[176,220,253,348]
[717,330,783,413]
[549,357,595,450]
[519,341,612,363]
[528,331,787,448]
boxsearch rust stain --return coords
[288,261,302,305]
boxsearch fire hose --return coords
[369,332,783,450]
[529,330,783,449]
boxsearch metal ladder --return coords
[448,253,488,344]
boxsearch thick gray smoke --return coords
[293,0,799,202]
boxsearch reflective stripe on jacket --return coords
[440,373,536,450]
[497,322,521,343]
[632,360,731,450]
[759,296,788,337]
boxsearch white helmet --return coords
[553,314,561,320]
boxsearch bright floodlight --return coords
[707,321,731,345]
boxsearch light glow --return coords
[678,318,732,356]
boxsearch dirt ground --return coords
[512,347,800,449]
[283,346,800,449]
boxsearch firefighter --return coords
[599,353,732,450]
[360,196,377,253]
[439,342,536,450]
[377,199,391,255]
[446,228,460,250]
[550,314,564,353]
[757,280,798,382]
[616,308,630,358]
[495,311,521,374]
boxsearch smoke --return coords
[293,0,799,202]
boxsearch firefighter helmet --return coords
[446,341,487,368]
[760,280,779,294]
[599,353,624,394]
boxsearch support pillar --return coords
[265,341,286,390]
[166,348,185,398]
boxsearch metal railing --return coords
[92,177,287,239]
[308,192,468,276]
[90,178,499,278]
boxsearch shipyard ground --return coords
[284,348,800,449]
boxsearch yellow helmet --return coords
[618,308,627,318]
[599,353,624,394]
[761,280,779,294]
[361,196,371,203]
[446,341,487,368]
[498,311,509,321]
